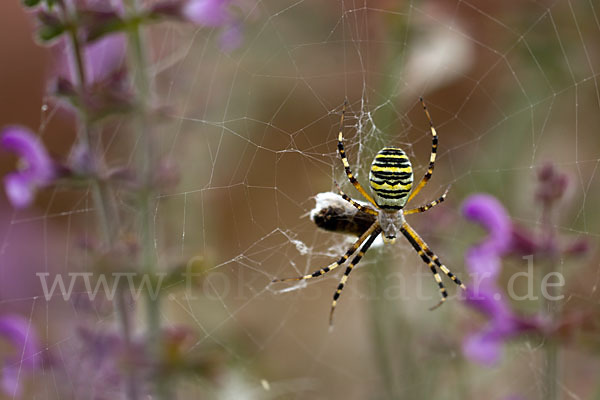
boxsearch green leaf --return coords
[80,11,128,43]
[22,0,42,7]
[36,10,65,42]
[38,24,66,42]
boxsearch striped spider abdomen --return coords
[369,147,414,210]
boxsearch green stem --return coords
[114,290,140,400]
[65,17,120,239]
[123,1,168,398]
[64,9,139,400]
[542,261,560,400]
[544,338,559,400]
[541,206,560,400]
[368,263,397,399]
[372,10,411,133]
[69,30,87,101]
[125,0,160,340]
[365,10,413,400]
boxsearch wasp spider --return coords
[273,98,466,325]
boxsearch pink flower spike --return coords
[461,194,545,366]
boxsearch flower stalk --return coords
[61,4,139,399]
[536,164,568,400]
[540,198,560,400]
[63,7,120,240]
[123,0,168,397]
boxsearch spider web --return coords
[2,0,600,399]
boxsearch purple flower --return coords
[182,0,233,26]
[82,0,125,14]
[463,194,511,281]
[52,33,127,86]
[182,0,244,50]
[462,286,539,365]
[0,315,41,397]
[461,194,543,365]
[1,126,57,209]
[151,0,243,50]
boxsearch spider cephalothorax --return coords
[274,98,466,325]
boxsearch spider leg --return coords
[334,180,379,216]
[398,223,449,309]
[428,264,448,311]
[404,186,450,215]
[272,222,380,283]
[401,222,466,290]
[337,101,379,208]
[329,226,382,326]
[406,97,439,205]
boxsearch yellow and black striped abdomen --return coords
[369,147,413,210]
